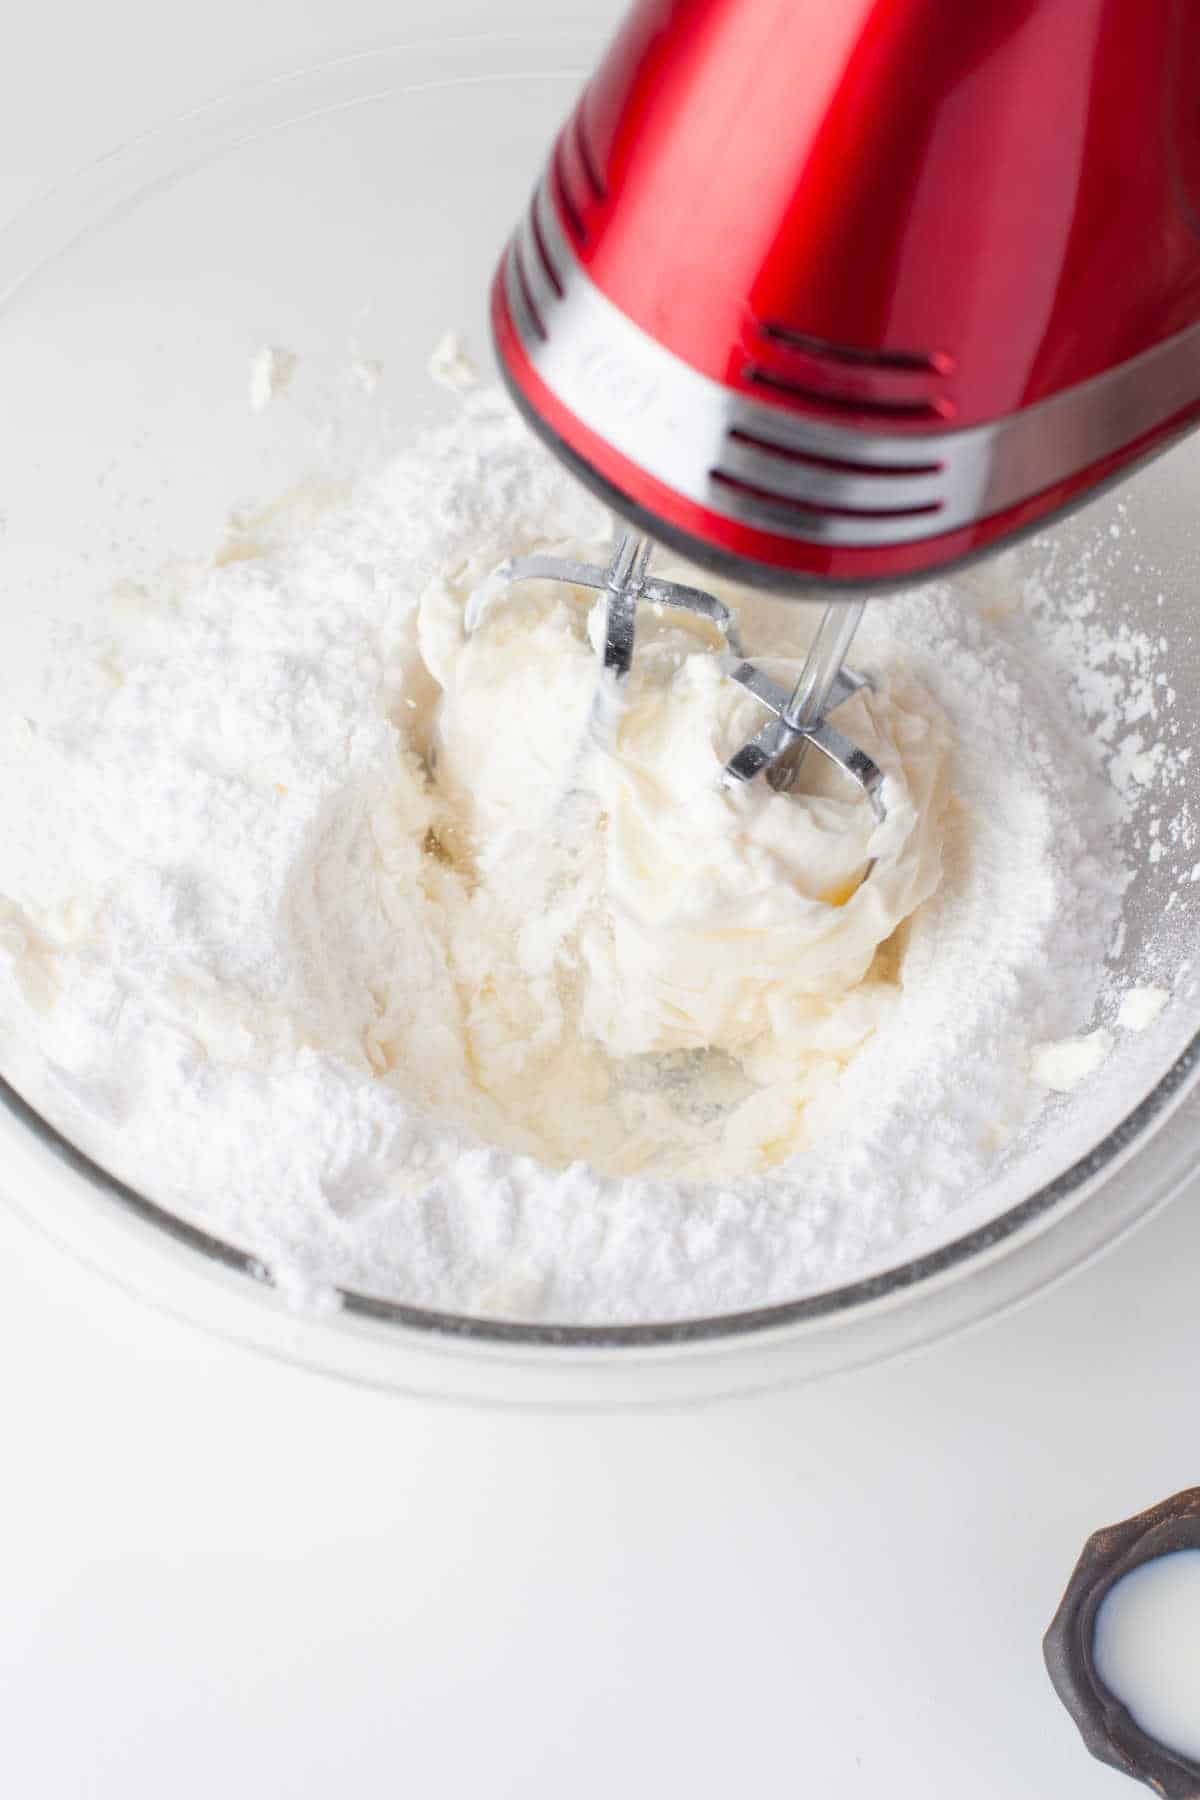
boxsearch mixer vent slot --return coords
[726,427,942,479]
[510,239,547,342]
[551,137,588,244]
[760,325,949,374]
[528,199,563,299]
[551,106,607,246]
[710,468,943,522]
[572,105,608,203]
[746,323,954,424]
[745,367,949,422]
[713,423,948,526]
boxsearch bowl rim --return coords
[0,37,1196,1360]
[1,1040,1196,1350]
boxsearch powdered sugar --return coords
[1118,986,1170,1031]
[247,345,297,413]
[0,387,1165,1322]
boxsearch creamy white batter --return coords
[416,552,952,1175]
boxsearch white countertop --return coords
[0,4,1190,1794]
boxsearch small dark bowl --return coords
[1045,1488,1200,1798]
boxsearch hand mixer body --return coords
[492,0,1200,589]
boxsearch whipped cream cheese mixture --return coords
[0,384,1149,1320]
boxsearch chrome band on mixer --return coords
[505,176,1200,550]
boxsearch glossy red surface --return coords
[496,0,1200,583]
[574,0,1200,426]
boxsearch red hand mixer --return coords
[485,0,1200,796]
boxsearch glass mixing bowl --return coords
[1,37,1198,1406]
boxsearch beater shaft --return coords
[766,600,866,795]
[603,532,652,677]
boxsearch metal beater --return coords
[469,528,885,826]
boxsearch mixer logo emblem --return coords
[572,341,659,424]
